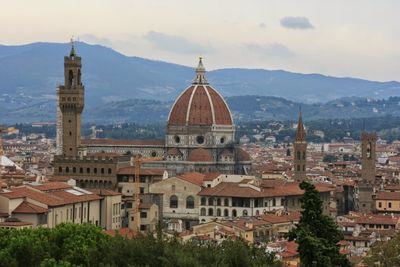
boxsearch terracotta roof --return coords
[198,180,334,198]
[177,172,204,186]
[188,148,213,162]
[261,212,301,224]
[203,172,221,181]
[104,228,137,239]
[13,201,48,214]
[168,84,233,126]
[139,203,154,209]
[87,189,121,196]
[0,221,32,227]
[117,167,165,176]
[375,191,400,200]
[235,147,251,162]
[354,215,399,225]
[30,182,72,192]
[82,139,165,146]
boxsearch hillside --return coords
[0,41,399,114]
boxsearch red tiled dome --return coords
[167,58,233,127]
[235,147,251,161]
[188,148,213,162]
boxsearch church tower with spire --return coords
[293,110,307,182]
[58,40,84,158]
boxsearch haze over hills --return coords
[1,41,400,124]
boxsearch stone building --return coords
[356,132,377,213]
[53,45,252,189]
[293,110,307,182]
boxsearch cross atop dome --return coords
[192,57,208,85]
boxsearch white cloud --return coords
[280,16,314,30]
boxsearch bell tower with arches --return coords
[58,39,85,158]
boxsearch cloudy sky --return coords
[1,0,399,81]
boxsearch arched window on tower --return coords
[297,151,301,160]
[68,70,74,88]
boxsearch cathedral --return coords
[54,44,252,188]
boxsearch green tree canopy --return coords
[287,181,352,267]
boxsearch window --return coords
[303,151,306,160]
[297,151,301,160]
[108,168,112,174]
[378,202,382,208]
[101,168,104,174]
[186,196,195,209]
[208,198,214,206]
[170,195,178,209]
[140,225,147,231]
[140,212,147,218]
[217,209,221,216]
[297,165,300,171]
[200,208,206,216]
[224,209,229,217]
[217,198,221,206]
[66,167,69,173]
[80,167,83,173]
[87,168,90,173]
[224,198,229,206]
[208,208,213,216]
[389,202,392,208]
[201,197,206,206]
[242,210,248,216]
[94,168,97,174]
[58,166,62,173]
[196,135,205,144]
[272,198,276,206]
[232,209,237,217]
[73,167,76,173]
[303,165,305,171]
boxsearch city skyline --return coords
[1,0,399,82]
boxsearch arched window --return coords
[94,168,97,174]
[297,151,301,160]
[208,198,214,206]
[201,197,206,206]
[66,167,69,173]
[170,195,178,209]
[224,198,229,206]
[108,168,112,174]
[243,210,248,216]
[186,196,194,209]
[79,167,83,173]
[87,168,90,173]
[217,209,221,216]
[58,166,62,173]
[217,198,221,206]
[73,167,76,173]
[101,168,104,174]
[200,208,206,216]
[232,209,237,217]
[208,208,213,216]
[224,209,229,217]
[68,70,74,87]
[255,210,260,216]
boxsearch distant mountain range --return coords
[1,42,400,124]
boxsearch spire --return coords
[192,57,208,85]
[69,37,76,57]
[295,108,306,142]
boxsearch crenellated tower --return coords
[58,40,84,158]
[293,110,307,182]
[357,132,377,213]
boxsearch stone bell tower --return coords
[57,40,84,158]
[357,132,377,213]
[293,110,307,182]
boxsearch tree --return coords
[363,233,400,267]
[287,182,352,267]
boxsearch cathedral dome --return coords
[167,58,233,127]
[188,148,213,162]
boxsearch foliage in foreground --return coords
[0,223,282,267]
[363,233,400,267]
[287,182,352,267]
